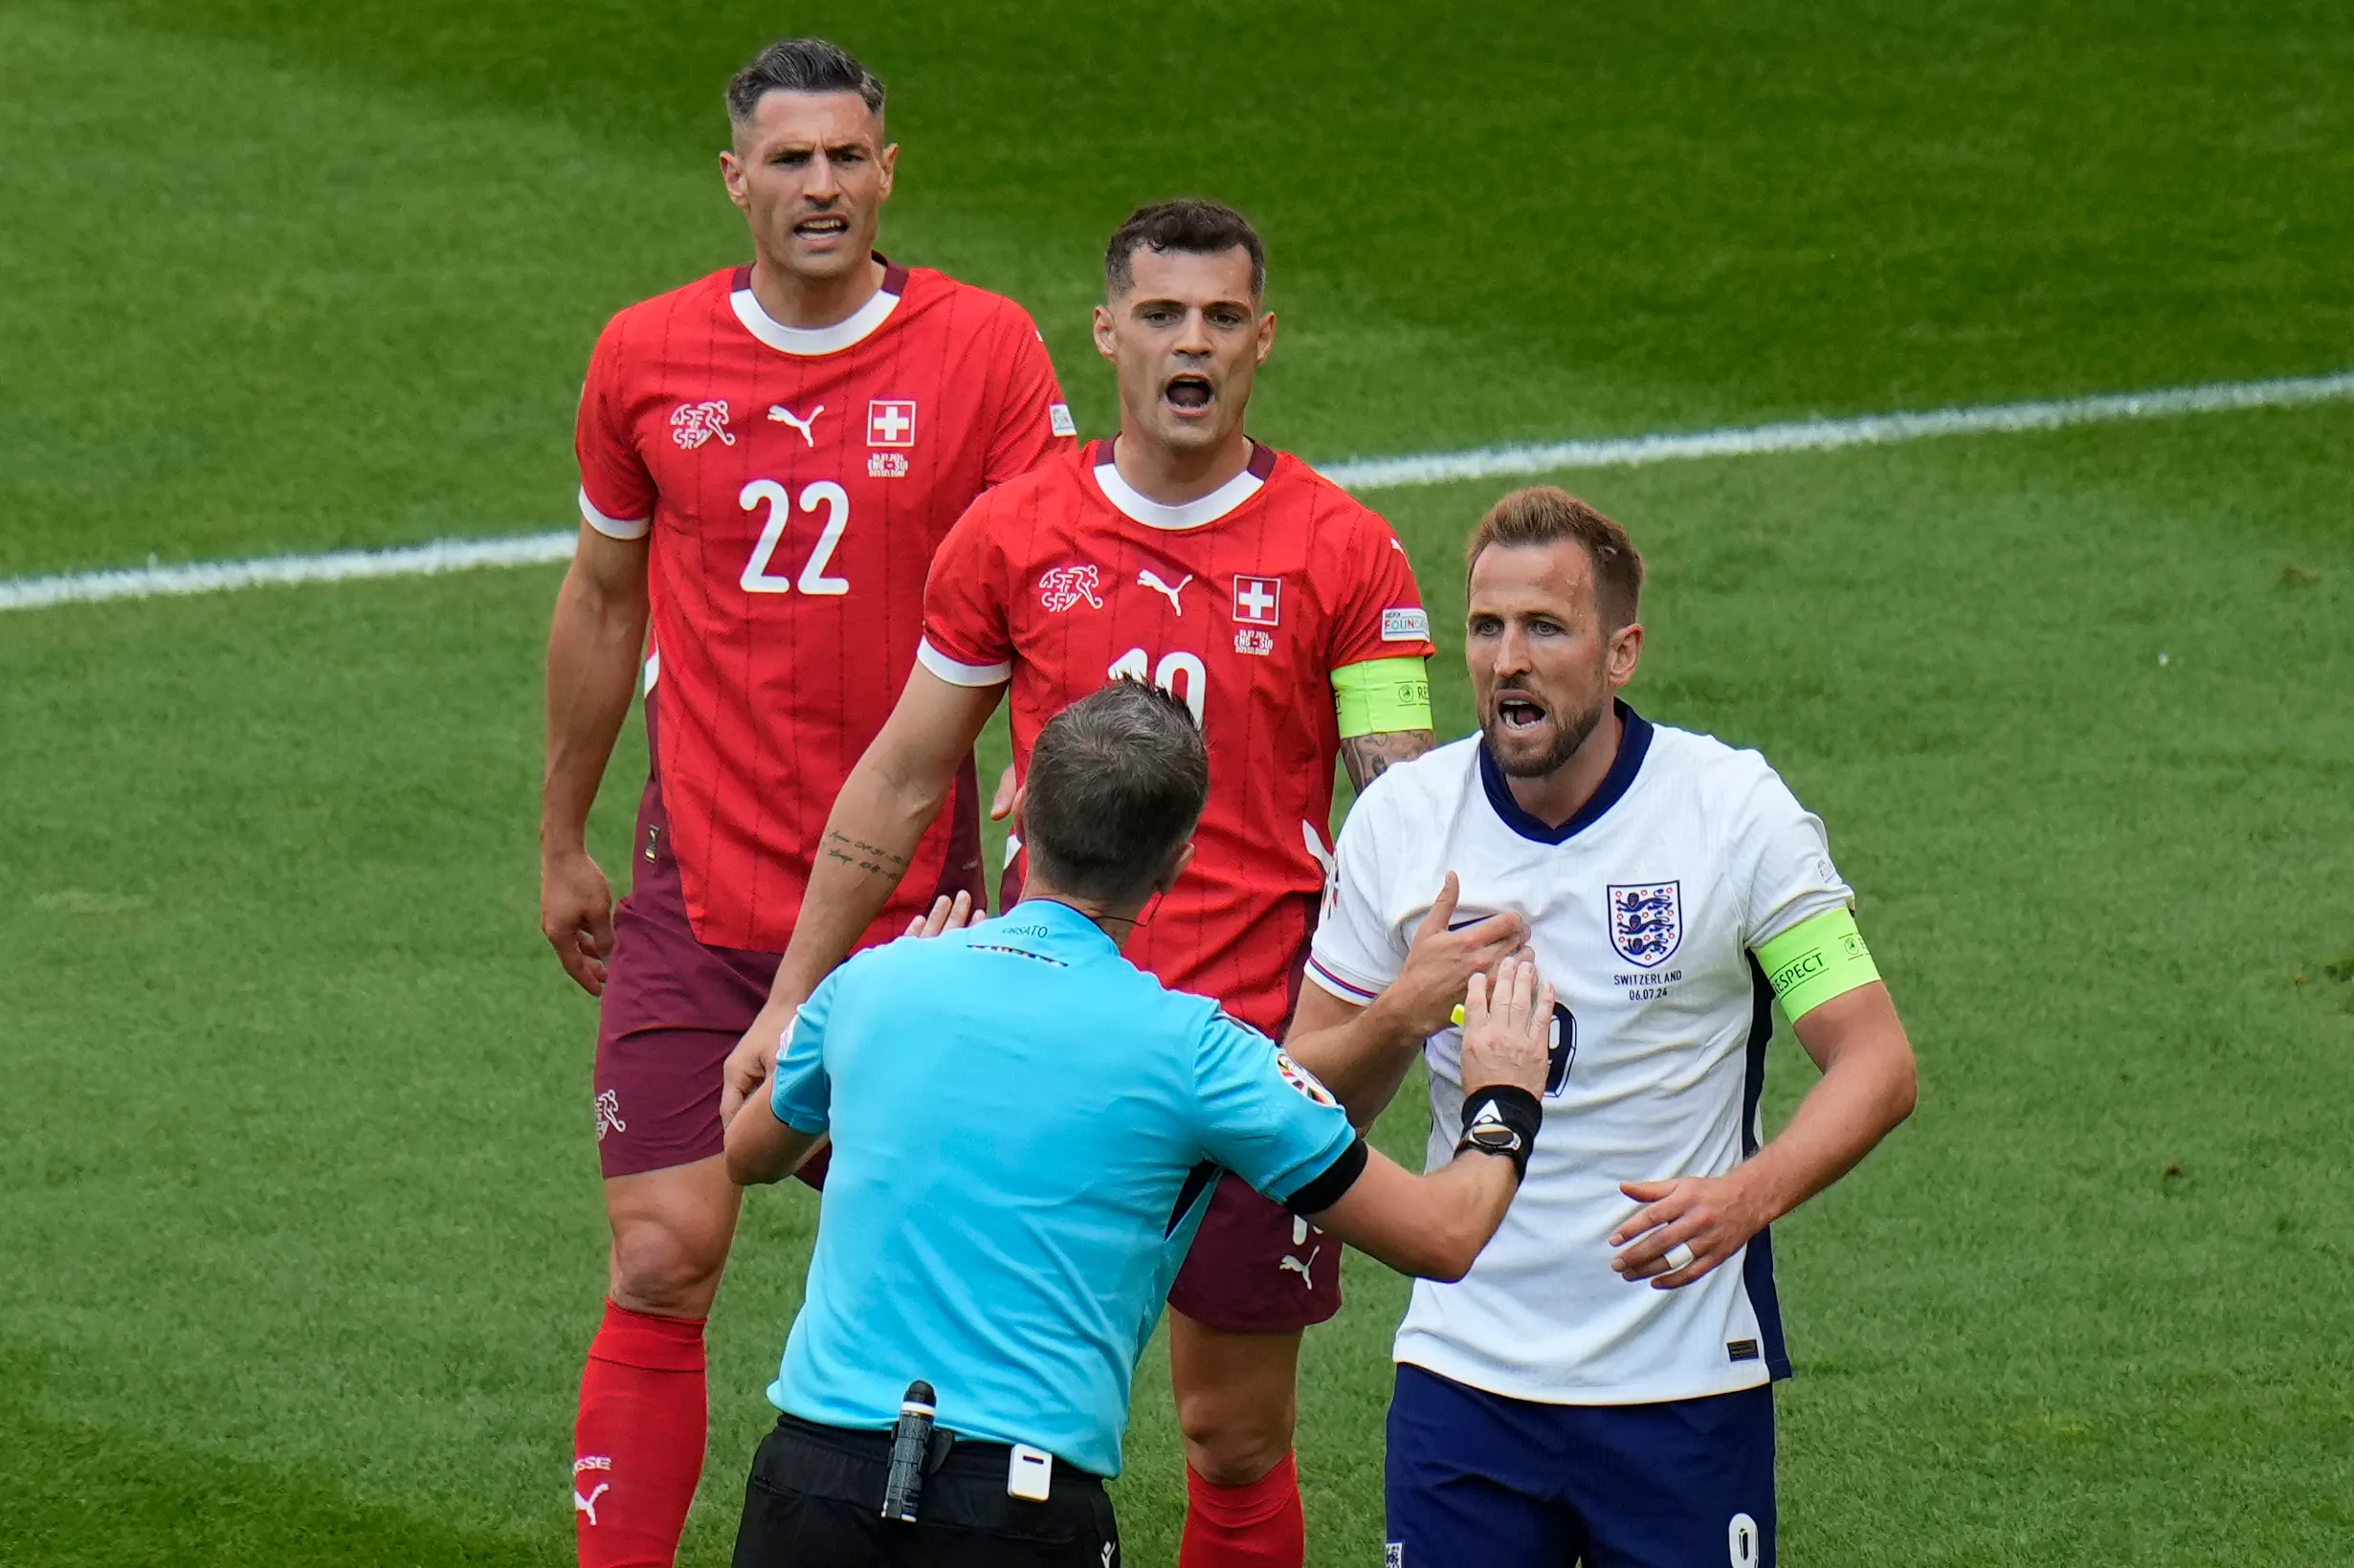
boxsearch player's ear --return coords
[1092,303,1119,363]
[1007,786,1029,840]
[1607,621,1644,690]
[1160,840,1198,892]
[877,140,898,201]
[720,148,750,212]
[1254,309,1277,366]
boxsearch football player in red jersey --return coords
[723,201,1522,1568]
[541,39,1073,1568]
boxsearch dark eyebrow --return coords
[1128,296,1255,316]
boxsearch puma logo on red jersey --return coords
[767,403,823,445]
[1138,569,1192,615]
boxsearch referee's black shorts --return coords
[732,1414,1121,1567]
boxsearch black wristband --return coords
[1455,1084,1542,1182]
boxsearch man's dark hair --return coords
[725,38,886,126]
[1466,486,1645,629]
[1023,678,1210,904]
[1105,200,1267,299]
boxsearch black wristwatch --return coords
[1455,1086,1542,1181]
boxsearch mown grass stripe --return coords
[7,368,2349,613]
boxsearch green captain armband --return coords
[1332,657,1432,739]
[1755,907,1880,1021]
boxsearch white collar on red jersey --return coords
[728,264,902,356]
[1090,442,1272,531]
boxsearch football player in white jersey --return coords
[1287,487,1919,1567]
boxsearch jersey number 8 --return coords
[1544,1001,1577,1096]
[739,479,852,596]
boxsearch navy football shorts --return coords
[1385,1362,1774,1568]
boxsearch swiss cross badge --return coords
[1231,574,1282,627]
[867,399,918,448]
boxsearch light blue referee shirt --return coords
[767,897,1361,1479]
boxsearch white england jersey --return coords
[1308,704,1854,1405]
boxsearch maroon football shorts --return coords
[590,732,984,1181]
[1166,1171,1343,1334]
[1166,974,1341,1335]
[592,774,784,1180]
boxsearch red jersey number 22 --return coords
[739,479,852,595]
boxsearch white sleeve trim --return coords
[1304,954,1385,1005]
[579,486,651,541]
[916,635,1011,689]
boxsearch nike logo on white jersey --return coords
[768,404,824,445]
[1138,569,1192,615]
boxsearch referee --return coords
[723,678,1555,1566]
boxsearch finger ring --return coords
[1662,1242,1696,1271]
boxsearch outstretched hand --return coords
[721,1001,794,1128]
[1457,954,1554,1099]
[903,890,978,939]
[1381,872,1529,1040]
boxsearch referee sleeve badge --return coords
[1274,1050,1341,1109]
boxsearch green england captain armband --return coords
[1332,657,1432,739]
[1756,908,1880,1021]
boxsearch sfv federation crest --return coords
[1608,881,1682,968]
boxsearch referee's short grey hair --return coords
[1023,679,1210,905]
[725,38,886,127]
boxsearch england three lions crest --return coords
[1608,881,1682,968]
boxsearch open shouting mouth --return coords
[792,212,851,243]
[1162,372,1215,415]
[1497,690,1549,732]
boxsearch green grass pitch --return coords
[4,1,2352,1563]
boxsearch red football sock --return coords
[1179,1451,1305,1568]
[573,1300,708,1568]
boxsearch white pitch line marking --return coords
[5,368,2349,613]
[1313,368,2354,490]
[0,532,577,612]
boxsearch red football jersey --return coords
[577,261,1074,951]
[921,439,1436,1033]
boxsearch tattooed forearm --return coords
[1340,729,1436,792]
[822,831,913,880]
